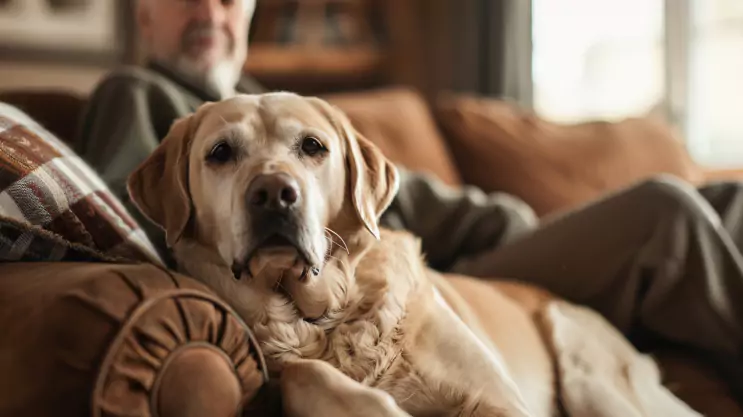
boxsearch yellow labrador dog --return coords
[128,93,701,417]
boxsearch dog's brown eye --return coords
[300,137,326,157]
[207,141,233,163]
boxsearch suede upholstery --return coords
[326,88,462,186]
[434,94,706,217]
[0,88,742,416]
[0,262,266,417]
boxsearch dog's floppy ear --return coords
[310,98,399,239]
[345,125,399,239]
[127,115,195,247]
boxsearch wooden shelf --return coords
[244,44,385,80]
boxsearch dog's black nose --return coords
[248,173,300,211]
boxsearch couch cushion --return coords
[325,87,462,186]
[0,102,160,263]
[434,94,705,216]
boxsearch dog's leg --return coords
[538,300,703,417]
[400,295,535,417]
[280,359,412,417]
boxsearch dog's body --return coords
[128,93,702,417]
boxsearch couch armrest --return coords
[0,262,267,417]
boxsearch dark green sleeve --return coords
[380,167,537,271]
[76,71,189,267]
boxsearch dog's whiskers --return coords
[323,238,351,273]
[274,270,285,292]
[324,227,349,254]
[323,235,344,255]
[397,391,417,406]
[324,238,349,261]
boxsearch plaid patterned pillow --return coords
[0,102,161,264]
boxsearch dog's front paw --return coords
[283,269,331,320]
[249,249,352,321]
[281,359,412,417]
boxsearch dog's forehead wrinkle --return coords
[255,95,334,136]
[275,118,304,138]
[199,108,257,136]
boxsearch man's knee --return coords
[634,174,696,199]
[698,180,743,216]
[632,174,721,225]
[700,180,743,200]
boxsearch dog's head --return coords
[127,93,398,286]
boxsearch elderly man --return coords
[78,0,743,377]
[77,0,262,265]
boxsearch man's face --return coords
[138,0,255,93]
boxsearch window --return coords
[530,0,743,168]
[686,0,743,167]
[532,0,665,123]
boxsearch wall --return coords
[0,61,111,95]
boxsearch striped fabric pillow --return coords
[0,102,161,264]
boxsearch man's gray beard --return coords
[173,57,241,100]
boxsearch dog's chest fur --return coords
[250,230,428,384]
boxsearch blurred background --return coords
[0,0,742,167]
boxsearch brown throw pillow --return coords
[434,94,704,217]
[325,87,462,186]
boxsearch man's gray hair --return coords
[137,0,256,17]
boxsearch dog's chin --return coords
[250,246,306,282]
[233,234,319,285]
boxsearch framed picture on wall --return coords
[0,0,124,63]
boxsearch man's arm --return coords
[380,167,538,271]
[77,69,189,193]
[76,69,190,266]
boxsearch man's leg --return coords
[451,175,743,357]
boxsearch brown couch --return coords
[1,87,742,417]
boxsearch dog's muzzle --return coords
[246,173,305,246]
[238,173,318,277]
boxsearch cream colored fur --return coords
[127,93,703,417]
